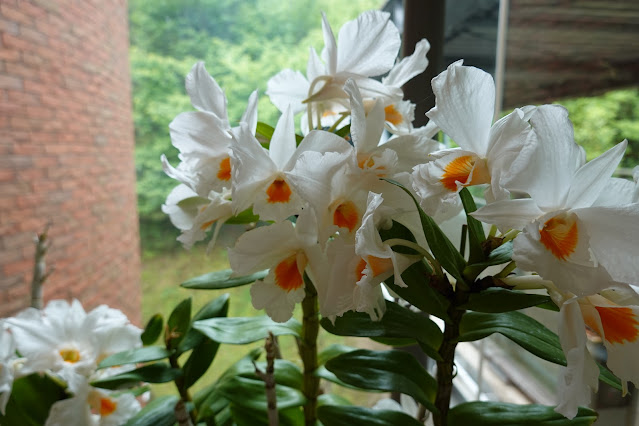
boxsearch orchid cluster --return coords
[155,9,639,426]
[0,300,142,425]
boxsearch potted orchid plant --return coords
[2,9,638,426]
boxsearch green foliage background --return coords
[130,0,639,252]
[130,0,385,251]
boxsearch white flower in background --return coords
[162,62,258,197]
[553,286,639,418]
[267,10,404,131]
[162,184,233,250]
[228,210,325,322]
[6,300,141,393]
[0,321,18,414]
[344,79,439,178]
[45,379,140,426]
[411,61,535,220]
[230,106,345,222]
[472,105,638,296]
[287,150,375,245]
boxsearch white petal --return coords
[240,90,259,135]
[426,62,495,154]
[555,299,599,419]
[267,69,309,114]
[593,177,636,207]
[269,106,296,169]
[250,279,303,323]
[321,12,337,75]
[566,140,627,209]
[382,39,430,88]
[185,62,228,117]
[521,105,582,210]
[336,10,400,76]
[574,204,639,285]
[472,199,544,230]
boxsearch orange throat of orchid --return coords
[384,104,403,126]
[440,155,490,192]
[333,201,359,232]
[266,178,292,203]
[594,306,639,345]
[539,213,579,261]
[356,256,393,282]
[217,156,231,181]
[274,253,306,292]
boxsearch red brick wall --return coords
[0,0,141,323]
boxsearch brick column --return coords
[0,0,141,323]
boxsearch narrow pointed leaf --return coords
[91,363,181,389]
[318,344,357,366]
[179,293,230,353]
[181,269,268,290]
[166,297,192,350]
[386,260,451,322]
[459,187,486,264]
[98,346,173,369]
[318,405,425,426]
[325,349,438,413]
[447,402,597,425]
[459,288,552,313]
[193,316,301,345]
[140,314,163,346]
[464,241,513,278]
[0,373,68,426]
[383,178,467,285]
[219,376,306,411]
[459,311,566,365]
[320,301,443,360]
[458,310,622,390]
[182,338,220,389]
[124,395,179,426]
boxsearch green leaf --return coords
[318,405,425,426]
[464,241,513,278]
[141,314,163,345]
[179,293,230,353]
[182,337,220,389]
[124,395,179,426]
[193,316,301,345]
[317,393,351,407]
[325,349,437,413]
[459,288,552,313]
[459,312,622,391]
[320,301,443,360]
[459,187,486,264]
[256,121,303,144]
[386,259,451,322]
[219,376,306,411]
[334,124,351,138]
[225,207,260,224]
[98,346,173,369]
[459,311,566,365]
[166,297,192,350]
[90,363,181,389]
[447,402,598,425]
[181,269,268,290]
[318,344,358,366]
[383,178,467,286]
[0,373,68,426]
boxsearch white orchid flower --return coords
[162,62,258,197]
[267,10,403,131]
[228,210,324,322]
[472,105,637,296]
[411,61,536,219]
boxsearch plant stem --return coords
[433,304,465,426]
[169,354,197,424]
[299,277,320,426]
